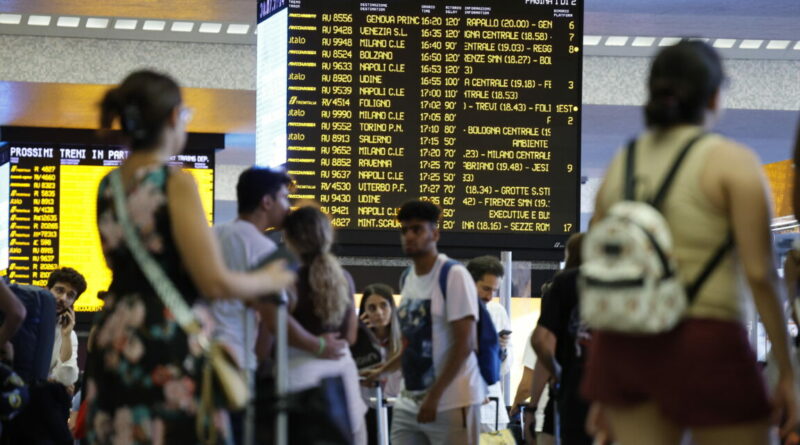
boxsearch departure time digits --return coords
[286,0,582,235]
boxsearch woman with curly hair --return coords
[283,205,367,444]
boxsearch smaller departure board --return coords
[1,144,214,311]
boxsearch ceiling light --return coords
[114,19,138,30]
[27,15,52,26]
[794,42,800,50]
[713,39,736,49]
[85,17,109,29]
[659,37,681,46]
[631,37,656,47]
[57,16,80,28]
[0,14,22,25]
[171,21,194,32]
[142,20,166,31]
[766,40,790,50]
[739,39,763,49]
[227,23,250,34]
[583,35,601,46]
[605,36,629,46]
[199,22,222,33]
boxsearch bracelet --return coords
[316,336,326,356]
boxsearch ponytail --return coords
[308,252,350,328]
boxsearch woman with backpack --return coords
[581,40,796,444]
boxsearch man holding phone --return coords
[466,256,512,433]
[46,267,86,390]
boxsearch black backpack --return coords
[5,284,56,383]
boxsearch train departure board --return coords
[0,143,214,312]
[258,0,582,253]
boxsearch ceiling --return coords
[0,0,255,22]
[0,81,256,133]
[586,0,799,40]
[2,0,798,39]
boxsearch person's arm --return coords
[417,315,475,423]
[59,308,75,363]
[345,308,357,345]
[0,282,25,353]
[529,361,551,408]
[496,305,513,376]
[344,272,358,345]
[257,299,347,359]
[52,330,79,387]
[522,363,552,445]
[532,326,559,381]
[363,347,404,382]
[718,143,796,436]
[166,170,294,300]
[783,253,800,328]
[512,366,534,413]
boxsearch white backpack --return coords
[579,134,732,334]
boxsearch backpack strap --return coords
[399,266,411,290]
[687,232,734,302]
[438,259,459,300]
[623,138,637,200]
[649,133,707,209]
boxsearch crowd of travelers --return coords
[0,39,798,445]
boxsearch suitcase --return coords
[368,382,390,445]
[479,397,515,445]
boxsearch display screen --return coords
[261,0,583,251]
[3,144,214,312]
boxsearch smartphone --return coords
[498,329,512,337]
[58,309,70,327]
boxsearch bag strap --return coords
[686,232,734,302]
[399,266,411,291]
[623,139,637,200]
[438,259,459,300]
[109,169,202,336]
[649,133,707,209]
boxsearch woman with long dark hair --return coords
[87,70,293,444]
[283,205,367,444]
[583,41,796,444]
[358,283,402,444]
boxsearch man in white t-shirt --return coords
[366,200,486,444]
[466,256,513,433]
[212,167,347,445]
[47,267,85,390]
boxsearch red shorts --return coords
[581,318,771,427]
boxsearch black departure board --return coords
[0,143,214,311]
[270,0,582,252]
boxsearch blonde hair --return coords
[284,206,350,328]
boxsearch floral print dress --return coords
[86,166,225,444]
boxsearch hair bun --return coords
[122,105,147,140]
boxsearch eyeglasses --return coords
[179,106,194,124]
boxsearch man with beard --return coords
[46,267,86,390]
